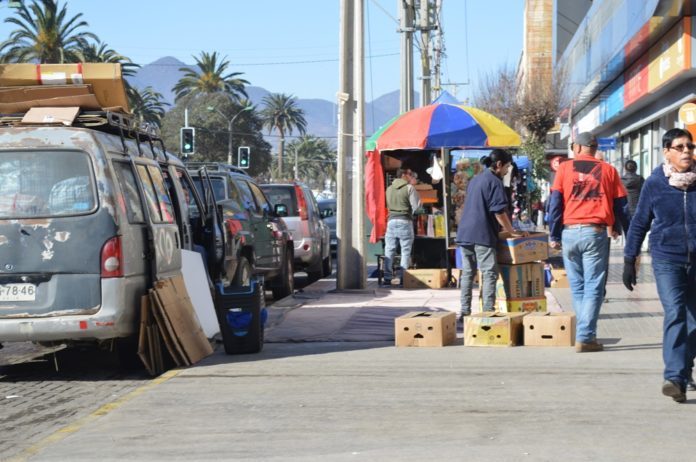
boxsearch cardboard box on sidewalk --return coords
[404,269,448,289]
[498,297,547,313]
[550,268,569,288]
[395,311,456,347]
[523,312,576,346]
[497,232,549,264]
[464,312,526,347]
[479,263,545,299]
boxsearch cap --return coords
[575,132,598,148]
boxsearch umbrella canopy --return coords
[366,104,521,151]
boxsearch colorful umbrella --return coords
[365,104,520,151]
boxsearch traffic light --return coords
[238,146,251,169]
[180,127,195,155]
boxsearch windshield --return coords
[0,150,96,219]
[261,186,299,217]
[318,200,336,218]
[192,176,226,202]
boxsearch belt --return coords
[564,223,607,229]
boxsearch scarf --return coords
[663,162,696,190]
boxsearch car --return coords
[317,198,337,256]
[186,163,295,299]
[260,183,332,282]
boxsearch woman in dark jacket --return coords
[624,128,696,403]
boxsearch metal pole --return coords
[227,119,233,165]
[419,0,431,106]
[399,0,414,113]
[352,0,366,289]
[294,146,298,180]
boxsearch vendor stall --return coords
[365,103,521,279]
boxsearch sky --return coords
[0,0,525,104]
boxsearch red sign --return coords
[550,156,563,172]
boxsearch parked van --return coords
[0,112,224,348]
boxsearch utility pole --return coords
[399,0,415,113]
[432,0,443,100]
[337,0,366,290]
[419,0,432,106]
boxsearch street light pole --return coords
[207,105,253,165]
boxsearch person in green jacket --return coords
[383,167,421,287]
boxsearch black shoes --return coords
[662,380,687,403]
[457,311,470,323]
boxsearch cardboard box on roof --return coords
[395,311,456,347]
[0,63,129,112]
[523,312,576,346]
[464,312,526,347]
[497,232,549,264]
[403,268,448,289]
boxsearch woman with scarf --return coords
[624,128,696,403]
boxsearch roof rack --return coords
[185,161,249,176]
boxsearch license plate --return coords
[0,283,36,301]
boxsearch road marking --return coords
[6,369,181,462]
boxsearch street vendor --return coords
[382,167,421,287]
[456,149,524,321]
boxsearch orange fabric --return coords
[365,150,386,243]
[551,155,627,226]
[376,105,438,151]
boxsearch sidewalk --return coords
[11,251,696,462]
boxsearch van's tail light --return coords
[294,184,308,220]
[101,236,123,278]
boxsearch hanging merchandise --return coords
[427,155,444,183]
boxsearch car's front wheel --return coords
[232,256,252,287]
[272,248,294,299]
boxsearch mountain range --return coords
[129,56,408,143]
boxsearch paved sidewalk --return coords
[10,250,696,462]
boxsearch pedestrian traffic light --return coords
[238,146,251,169]
[180,127,195,155]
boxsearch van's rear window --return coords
[261,186,299,216]
[0,150,96,219]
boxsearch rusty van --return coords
[0,112,226,350]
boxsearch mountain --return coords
[130,56,407,143]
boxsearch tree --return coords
[472,64,518,130]
[287,135,336,190]
[172,51,249,103]
[129,87,169,129]
[0,0,98,63]
[260,93,307,180]
[160,93,272,176]
[74,41,139,77]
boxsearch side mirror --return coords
[275,203,288,217]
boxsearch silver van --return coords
[0,113,224,348]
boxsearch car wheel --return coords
[272,249,294,299]
[232,256,252,287]
[322,249,332,277]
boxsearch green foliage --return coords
[521,139,549,193]
[160,93,272,176]
[0,0,98,63]
[172,51,249,103]
[129,87,169,129]
[260,93,307,179]
[287,135,336,189]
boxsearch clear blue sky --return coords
[0,0,524,103]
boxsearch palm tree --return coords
[172,51,249,103]
[0,0,98,63]
[260,93,307,179]
[74,41,139,77]
[288,135,336,189]
[129,87,169,129]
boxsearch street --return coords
[2,250,696,461]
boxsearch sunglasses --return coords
[669,143,696,152]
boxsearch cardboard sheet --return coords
[181,249,219,338]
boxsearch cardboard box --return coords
[21,106,80,125]
[550,268,569,288]
[497,296,547,313]
[523,312,576,346]
[417,189,438,202]
[0,63,129,111]
[479,263,545,300]
[464,312,526,347]
[497,232,549,264]
[404,269,448,289]
[395,311,456,347]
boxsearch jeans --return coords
[561,226,609,343]
[459,244,498,314]
[383,218,414,281]
[652,258,696,386]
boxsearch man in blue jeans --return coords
[383,168,421,287]
[549,132,629,352]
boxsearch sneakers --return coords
[457,311,471,323]
[662,380,686,403]
[575,340,604,353]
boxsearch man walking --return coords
[621,159,645,224]
[383,167,420,287]
[548,132,629,352]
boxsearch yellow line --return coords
[6,369,182,462]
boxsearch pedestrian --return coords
[456,149,523,321]
[621,159,645,224]
[548,132,629,352]
[623,128,696,403]
[513,210,536,232]
[382,167,421,287]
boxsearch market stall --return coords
[365,103,521,278]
